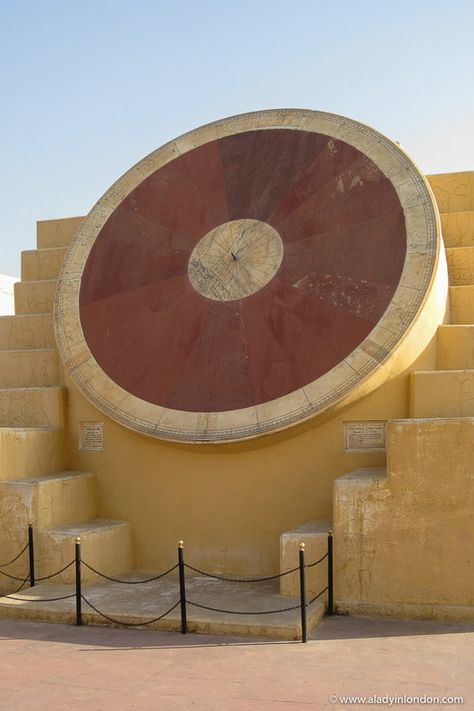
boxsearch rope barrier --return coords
[81,595,180,626]
[35,560,75,582]
[0,568,28,582]
[0,559,75,583]
[308,586,329,605]
[0,574,30,598]
[187,587,327,617]
[184,552,327,583]
[184,562,300,583]
[1,525,335,641]
[0,542,29,569]
[81,560,178,584]
[306,552,328,568]
[187,599,302,615]
[3,592,76,603]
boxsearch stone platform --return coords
[0,572,325,640]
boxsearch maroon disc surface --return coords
[79,129,406,413]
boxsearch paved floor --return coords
[0,615,472,709]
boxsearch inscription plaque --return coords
[344,421,386,452]
[79,421,104,451]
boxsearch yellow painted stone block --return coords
[334,467,388,603]
[335,419,474,614]
[428,171,474,213]
[437,325,474,369]
[36,216,85,249]
[410,370,474,418]
[0,386,66,427]
[446,246,474,286]
[0,471,98,531]
[14,280,56,315]
[21,248,67,281]
[0,349,58,388]
[280,518,330,599]
[0,428,67,480]
[441,211,474,247]
[40,519,132,583]
[0,314,55,350]
[449,286,474,324]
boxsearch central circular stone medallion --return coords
[188,219,283,301]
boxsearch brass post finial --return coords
[328,529,333,535]
[75,536,81,544]
[178,540,184,549]
[299,542,305,551]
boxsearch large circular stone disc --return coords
[55,110,440,443]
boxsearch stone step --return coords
[437,325,474,369]
[0,427,67,481]
[14,280,56,315]
[37,216,84,249]
[428,171,474,213]
[0,472,98,531]
[410,370,474,418]
[41,519,132,584]
[441,211,474,247]
[280,518,331,598]
[21,247,67,281]
[0,575,325,639]
[449,286,474,324]
[0,349,58,388]
[334,467,387,488]
[446,246,474,286]
[0,387,66,428]
[0,313,55,350]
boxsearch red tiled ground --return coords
[0,615,471,709]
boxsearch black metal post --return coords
[299,542,307,643]
[75,537,82,626]
[178,540,187,634]
[327,530,334,616]
[28,523,35,588]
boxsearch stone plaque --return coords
[79,421,104,451]
[344,421,386,452]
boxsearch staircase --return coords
[0,217,132,588]
[333,171,474,617]
[410,173,474,417]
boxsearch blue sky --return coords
[1,0,473,276]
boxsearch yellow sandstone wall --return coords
[55,199,445,577]
[34,167,452,577]
[334,418,474,619]
[334,170,474,618]
[8,169,473,605]
[64,368,416,575]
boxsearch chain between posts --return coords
[81,560,178,584]
[81,596,180,627]
[0,527,335,641]
[0,541,29,569]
